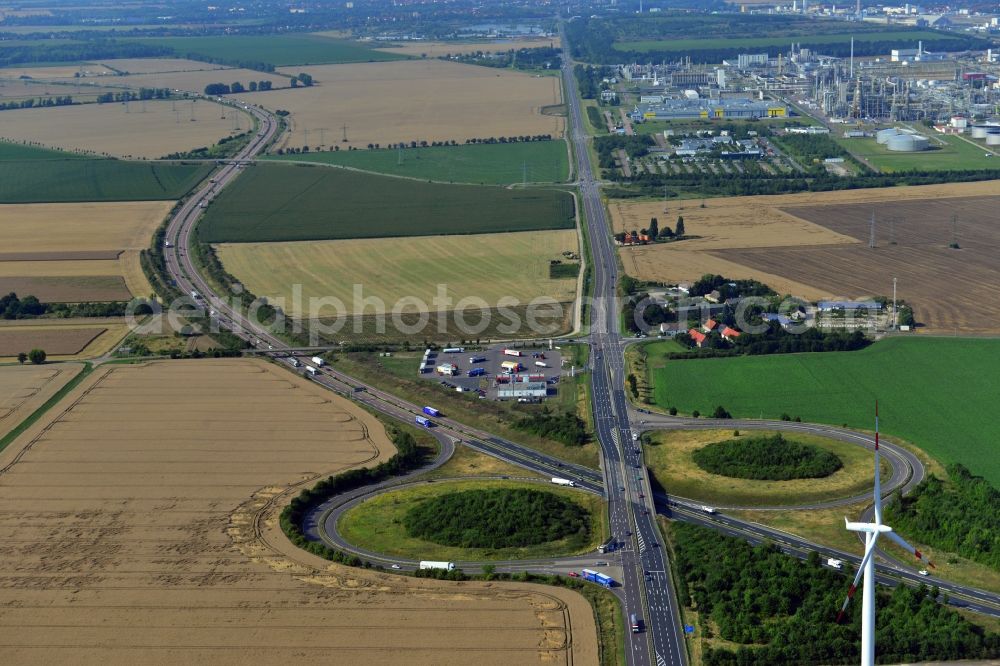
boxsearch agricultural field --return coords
[0,200,173,300]
[651,337,1000,485]
[642,429,876,507]
[373,37,561,57]
[266,140,570,185]
[0,143,211,202]
[837,132,999,172]
[215,230,580,319]
[128,34,406,67]
[0,77,120,103]
[236,59,563,151]
[610,181,1000,332]
[0,363,81,440]
[98,57,230,74]
[198,163,575,243]
[338,479,606,561]
[0,318,127,358]
[0,62,115,79]
[0,358,596,664]
[0,98,249,158]
[80,67,292,94]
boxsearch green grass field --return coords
[198,163,575,243]
[652,337,1000,484]
[128,34,405,67]
[616,30,948,54]
[337,479,606,561]
[0,152,212,203]
[265,140,569,185]
[836,133,999,172]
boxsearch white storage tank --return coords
[886,134,929,151]
[876,128,901,144]
[986,134,1000,146]
[971,126,989,139]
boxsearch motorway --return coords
[159,84,1000,665]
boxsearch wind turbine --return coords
[837,402,935,666]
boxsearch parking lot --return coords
[417,344,565,401]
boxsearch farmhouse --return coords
[703,318,719,332]
[721,326,741,341]
[688,328,707,347]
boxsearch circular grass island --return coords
[338,479,606,561]
[643,429,884,507]
[692,433,843,481]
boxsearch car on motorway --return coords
[918,569,930,576]
[567,571,579,577]
[390,564,401,570]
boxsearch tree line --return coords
[515,407,588,447]
[0,95,74,111]
[404,487,590,550]
[96,87,171,103]
[884,464,999,571]
[671,522,1000,665]
[693,433,843,481]
[204,81,275,95]
[0,292,151,320]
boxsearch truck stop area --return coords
[414,344,565,401]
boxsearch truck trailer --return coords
[415,415,433,428]
[468,356,486,364]
[441,347,464,354]
[534,361,548,368]
[502,348,523,357]
[581,569,615,588]
[468,368,486,377]
[827,558,843,570]
[305,365,318,376]
[422,406,440,417]
[419,561,455,571]
[551,477,575,487]
[311,356,326,367]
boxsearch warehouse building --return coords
[632,98,787,121]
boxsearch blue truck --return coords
[581,569,616,588]
[467,368,486,377]
[422,406,440,417]
[415,415,433,427]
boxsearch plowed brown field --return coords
[0,359,597,665]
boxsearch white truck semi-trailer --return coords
[827,558,843,570]
[551,477,576,487]
[700,505,716,514]
[305,365,318,376]
[503,348,523,357]
[311,356,326,367]
[419,561,455,571]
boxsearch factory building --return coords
[737,53,769,68]
[633,98,787,121]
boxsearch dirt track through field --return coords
[0,364,80,439]
[0,359,597,664]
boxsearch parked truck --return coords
[551,477,575,487]
[468,356,486,364]
[468,368,486,377]
[502,348,523,357]
[441,347,464,354]
[311,356,326,367]
[534,361,548,368]
[415,415,432,428]
[419,561,455,571]
[422,406,440,417]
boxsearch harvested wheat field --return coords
[375,37,561,57]
[0,201,173,299]
[99,58,229,74]
[0,63,115,80]
[0,363,81,439]
[100,68,292,95]
[0,325,109,357]
[0,359,597,665]
[611,181,1000,331]
[238,59,563,151]
[0,78,119,103]
[215,230,581,318]
[0,99,248,158]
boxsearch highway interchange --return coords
[159,63,1000,666]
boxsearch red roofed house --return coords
[703,318,719,333]
[721,326,741,342]
[624,231,636,245]
[688,328,707,347]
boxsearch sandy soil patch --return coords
[0,358,597,665]
[0,363,81,439]
[375,37,561,57]
[215,229,580,318]
[0,98,249,158]
[99,58,229,74]
[0,201,172,300]
[236,59,563,151]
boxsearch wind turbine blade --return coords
[884,531,935,569]
[873,400,882,525]
[836,536,879,623]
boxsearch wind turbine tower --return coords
[838,403,936,666]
